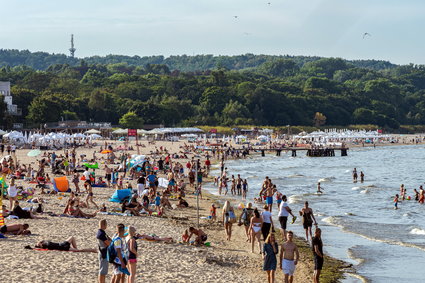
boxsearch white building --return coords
[0,81,21,116]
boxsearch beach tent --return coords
[85,129,101,134]
[109,189,132,203]
[53,176,71,192]
[89,134,102,139]
[112,128,128,135]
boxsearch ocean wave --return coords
[338,223,425,253]
[360,189,370,194]
[288,174,304,178]
[318,177,335,182]
[288,195,303,204]
[410,228,425,235]
[322,216,338,225]
[352,186,361,190]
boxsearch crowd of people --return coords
[0,139,328,283]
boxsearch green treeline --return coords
[0,51,425,130]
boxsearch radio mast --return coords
[69,34,76,57]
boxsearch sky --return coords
[1,0,424,64]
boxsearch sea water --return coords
[206,145,425,283]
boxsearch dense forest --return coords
[1,49,425,130]
[0,49,397,72]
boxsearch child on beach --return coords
[182,229,189,242]
[210,204,217,221]
[394,194,399,209]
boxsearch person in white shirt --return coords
[277,195,295,241]
[261,204,274,241]
[83,168,91,184]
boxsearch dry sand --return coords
[0,140,320,282]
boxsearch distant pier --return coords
[254,147,348,157]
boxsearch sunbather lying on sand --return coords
[29,236,96,252]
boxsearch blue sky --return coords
[0,0,424,64]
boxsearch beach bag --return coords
[229,211,236,224]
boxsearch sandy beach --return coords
[0,139,355,282]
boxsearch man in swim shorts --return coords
[312,228,324,283]
[264,185,276,212]
[279,231,299,283]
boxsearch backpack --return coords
[241,209,248,220]
[228,210,237,224]
[107,238,119,263]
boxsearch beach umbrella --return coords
[27,149,42,157]
[85,129,101,134]
[89,134,102,139]
[101,149,112,154]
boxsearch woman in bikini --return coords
[127,226,138,283]
[250,208,263,253]
[222,201,234,241]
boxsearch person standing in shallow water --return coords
[352,168,358,182]
[299,201,317,242]
[312,228,324,283]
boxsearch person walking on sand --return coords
[261,205,274,241]
[250,208,263,253]
[263,233,279,283]
[312,228,324,283]
[223,201,235,241]
[240,203,254,242]
[97,220,111,283]
[299,201,317,241]
[278,195,296,241]
[85,180,99,209]
[111,224,128,283]
[7,178,18,210]
[279,231,299,283]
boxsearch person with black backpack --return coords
[97,219,111,283]
[239,202,254,242]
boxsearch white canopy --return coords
[85,129,101,134]
[112,128,128,135]
[89,134,102,139]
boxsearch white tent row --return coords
[146,127,203,135]
[112,128,149,135]
[293,129,390,140]
[3,130,104,145]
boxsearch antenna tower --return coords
[69,34,76,57]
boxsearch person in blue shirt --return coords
[154,192,163,215]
